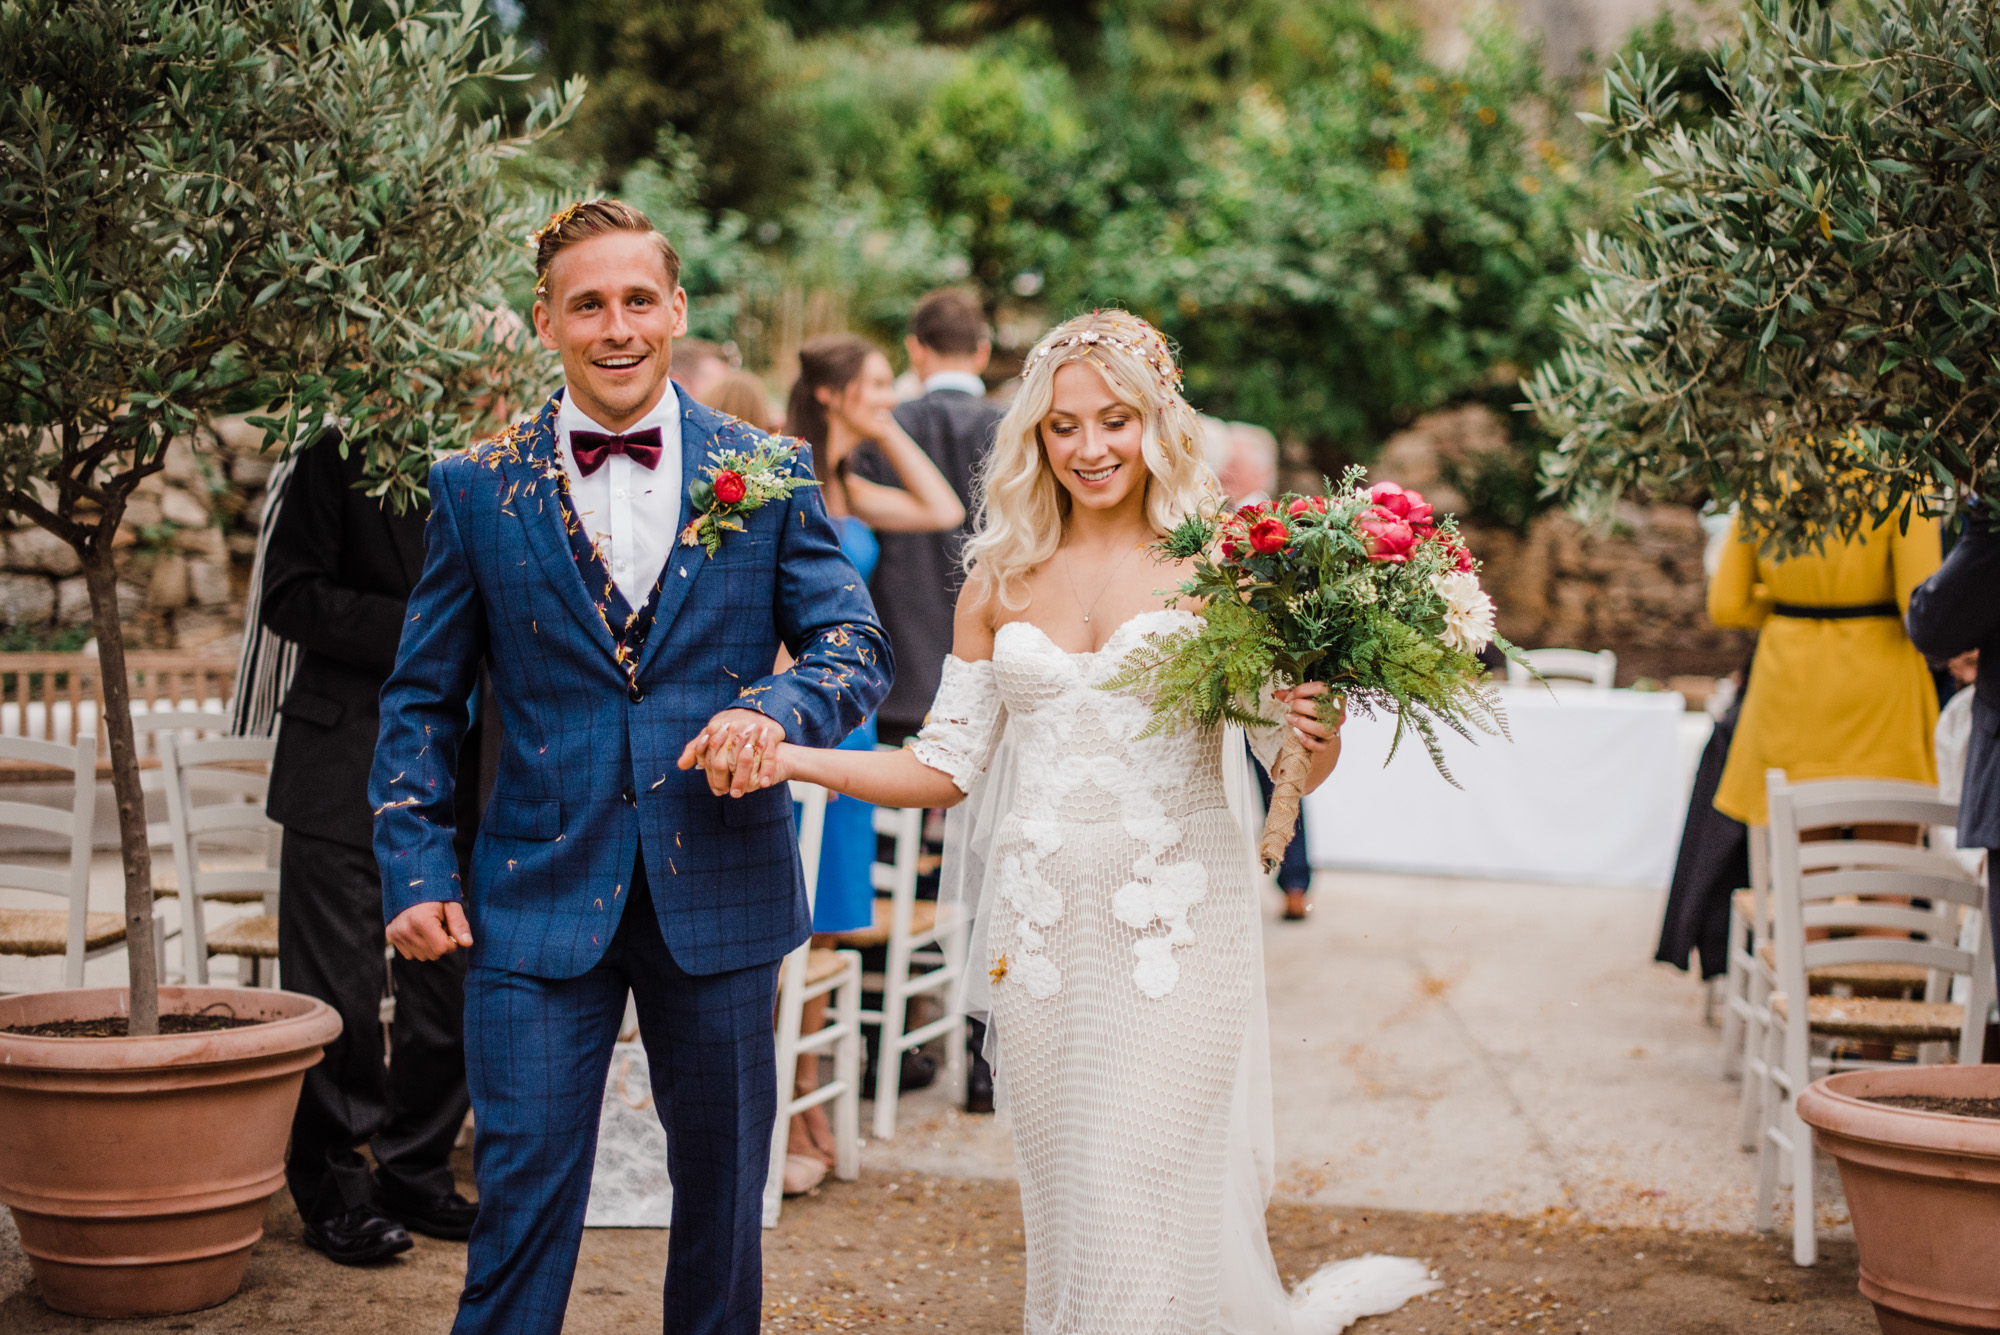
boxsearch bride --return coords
[683,309,1436,1333]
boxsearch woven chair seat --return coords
[206,914,279,959]
[1756,942,1930,997]
[829,897,938,949]
[0,908,125,957]
[1770,992,1965,1042]
[804,947,851,987]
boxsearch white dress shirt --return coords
[922,370,988,397]
[556,384,684,609]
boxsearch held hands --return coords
[386,900,474,961]
[677,707,789,797]
[1274,681,1342,753]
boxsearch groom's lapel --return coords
[632,388,717,681]
[507,393,623,664]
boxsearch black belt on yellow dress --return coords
[1770,601,1900,620]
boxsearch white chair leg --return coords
[834,958,862,1182]
[872,960,908,1142]
[1737,1008,1765,1149]
[764,955,805,1230]
[1719,918,1746,1077]
[1790,1098,1817,1266]
[1753,1025,1781,1232]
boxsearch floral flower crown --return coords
[1019,315,1186,395]
[527,200,597,297]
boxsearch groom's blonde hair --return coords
[530,199,682,299]
[962,309,1217,609]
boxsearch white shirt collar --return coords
[922,371,987,398]
[555,382,684,455]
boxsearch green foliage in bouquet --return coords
[1105,468,1512,784]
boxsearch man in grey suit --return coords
[852,288,1005,1112]
[857,289,1006,741]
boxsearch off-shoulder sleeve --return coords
[908,655,1004,794]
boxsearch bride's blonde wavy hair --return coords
[963,309,1217,609]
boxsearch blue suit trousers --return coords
[454,865,780,1335]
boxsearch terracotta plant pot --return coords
[1797,1064,2000,1335]
[0,985,341,1318]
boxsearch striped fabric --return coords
[230,454,301,738]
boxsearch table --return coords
[1301,687,1711,888]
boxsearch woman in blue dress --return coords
[778,333,965,1185]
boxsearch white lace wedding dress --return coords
[911,609,1437,1334]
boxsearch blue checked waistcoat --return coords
[369,386,892,978]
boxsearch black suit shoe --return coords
[301,1205,414,1266]
[377,1187,479,1241]
[965,1050,996,1115]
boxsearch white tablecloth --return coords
[1302,687,1710,888]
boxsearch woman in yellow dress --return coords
[1708,513,1942,826]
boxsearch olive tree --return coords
[1527,0,1999,551]
[0,0,577,1031]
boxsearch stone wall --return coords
[0,417,277,654]
[1371,405,1754,686]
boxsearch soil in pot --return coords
[1862,1095,2000,1121]
[4,1014,264,1038]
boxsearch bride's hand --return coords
[1274,682,1342,753]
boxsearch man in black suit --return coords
[1907,500,2000,982]
[261,428,492,1264]
[853,289,1005,1112]
[857,288,1007,740]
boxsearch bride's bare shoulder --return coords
[951,571,1004,663]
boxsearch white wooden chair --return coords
[763,781,863,1228]
[130,709,232,975]
[1751,772,1993,1266]
[1506,647,1617,690]
[160,733,281,986]
[0,731,162,991]
[829,803,967,1140]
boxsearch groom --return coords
[370,199,890,1334]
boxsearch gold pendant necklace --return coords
[1064,542,1138,624]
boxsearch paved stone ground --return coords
[2,868,1872,1329]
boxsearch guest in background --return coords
[1708,511,1941,829]
[1934,650,1981,806]
[668,336,729,404]
[261,427,496,1264]
[781,333,963,1186]
[1208,416,1313,919]
[850,289,1008,1114]
[1907,503,2000,984]
[700,367,778,430]
[853,288,1006,741]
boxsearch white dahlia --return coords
[1432,570,1496,655]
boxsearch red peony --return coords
[1357,507,1417,562]
[1451,543,1475,573]
[1248,516,1290,555]
[713,470,747,505]
[1287,495,1328,518]
[1367,481,1434,531]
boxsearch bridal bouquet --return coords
[1105,467,1513,869]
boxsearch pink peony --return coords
[1248,516,1290,555]
[1287,495,1328,518]
[1367,481,1434,530]
[1357,507,1417,562]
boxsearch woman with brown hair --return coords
[779,333,962,1190]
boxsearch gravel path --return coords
[1,1170,1874,1333]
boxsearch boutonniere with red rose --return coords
[679,435,820,557]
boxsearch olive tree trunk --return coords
[80,547,158,1036]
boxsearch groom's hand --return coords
[386,900,474,961]
[678,708,787,798]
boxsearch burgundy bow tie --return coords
[569,426,664,477]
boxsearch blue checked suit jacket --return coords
[370,386,891,978]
